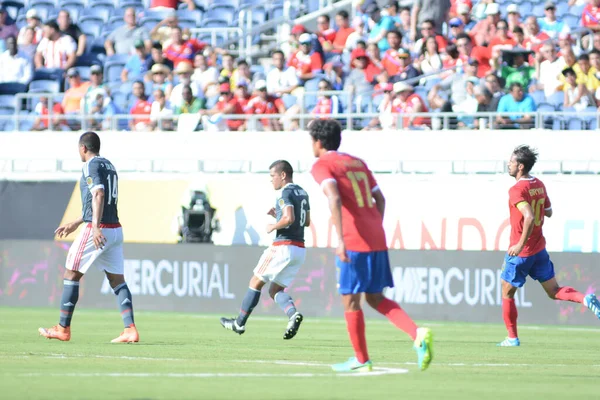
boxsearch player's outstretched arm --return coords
[508,202,535,256]
[55,217,84,238]
[322,181,348,262]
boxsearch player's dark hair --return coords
[269,160,293,178]
[79,131,101,154]
[309,119,342,151]
[513,145,538,173]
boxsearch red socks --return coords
[555,286,585,303]
[502,298,518,339]
[345,310,369,364]
[376,298,418,340]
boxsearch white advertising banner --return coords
[208,174,600,253]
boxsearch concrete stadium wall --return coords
[1,240,599,325]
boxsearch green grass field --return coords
[1,307,599,400]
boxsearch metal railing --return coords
[188,27,246,59]
[1,111,600,132]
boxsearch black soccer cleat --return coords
[220,317,246,335]
[284,312,303,340]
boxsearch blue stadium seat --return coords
[518,2,533,16]
[0,82,28,95]
[530,90,546,106]
[29,80,60,94]
[532,3,545,17]
[104,61,125,83]
[568,118,584,130]
[0,95,16,110]
[29,3,56,22]
[569,3,586,16]
[178,9,203,25]
[204,6,235,24]
[179,20,196,30]
[139,16,161,31]
[102,20,125,35]
[562,14,580,30]
[201,18,229,29]
[547,91,564,108]
[59,2,85,23]
[556,1,570,17]
[303,75,326,111]
[2,1,25,20]
[79,17,104,39]
[582,106,598,129]
[81,7,112,23]
[215,0,239,8]
[111,90,129,111]
[142,8,173,20]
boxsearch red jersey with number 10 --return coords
[311,151,388,252]
[508,177,552,257]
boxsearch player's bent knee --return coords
[105,272,125,288]
[64,269,83,282]
[365,293,384,309]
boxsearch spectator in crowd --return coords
[199,83,245,131]
[129,80,153,131]
[391,81,430,129]
[147,63,173,97]
[345,17,368,51]
[455,33,491,77]
[372,82,395,130]
[367,4,395,52]
[410,0,450,43]
[163,26,204,68]
[18,27,37,60]
[562,67,595,110]
[220,53,235,79]
[324,61,346,90]
[390,48,420,82]
[448,17,467,42]
[501,49,536,90]
[582,0,600,32]
[316,14,336,53]
[62,68,89,129]
[489,19,516,68]
[35,20,77,70]
[150,88,174,131]
[122,39,152,82]
[523,17,551,56]
[105,7,151,56]
[0,36,33,85]
[382,30,404,75]
[532,43,564,97]
[58,10,86,57]
[312,79,342,116]
[506,4,523,33]
[32,96,66,131]
[150,10,179,47]
[230,59,252,91]
[457,4,477,32]
[471,2,499,46]
[384,1,402,27]
[146,42,174,72]
[266,50,300,96]
[413,20,447,55]
[589,49,600,78]
[344,48,381,95]
[150,0,198,10]
[429,57,480,113]
[81,65,107,114]
[170,61,201,108]
[174,85,203,114]
[366,42,384,70]
[576,53,600,91]
[0,7,18,47]
[473,86,498,129]
[233,81,251,109]
[483,73,504,109]
[288,33,324,81]
[244,79,286,131]
[496,82,536,129]
[191,53,219,95]
[512,26,526,47]
[538,1,570,39]
[418,36,444,78]
[332,10,354,53]
[88,89,121,131]
[17,9,42,46]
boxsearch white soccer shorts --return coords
[65,224,124,275]
[253,244,306,288]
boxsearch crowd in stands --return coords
[0,0,600,131]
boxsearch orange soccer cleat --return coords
[38,325,71,341]
[111,325,139,343]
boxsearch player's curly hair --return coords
[513,145,538,174]
[308,119,342,151]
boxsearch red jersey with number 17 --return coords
[311,151,388,252]
[508,177,552,257]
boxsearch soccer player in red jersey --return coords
[499,145,600,346]
[309,119,433,372]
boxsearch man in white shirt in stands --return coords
[266,50,300,96]
[0,35,33,84]
[35,20,76,70]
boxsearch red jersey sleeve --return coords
[508,185,529,207]
[311,52,324,72]
[311,159,335,186]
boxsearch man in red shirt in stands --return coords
[129,80,152,131]
[287,33,324,82]
[332,10,354,53]
[150,0,197,10]
[200,83,245,131]
[582,0,600,32]
[455,32,491,77]
[164,26,204,68]
[244,79,286,131]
